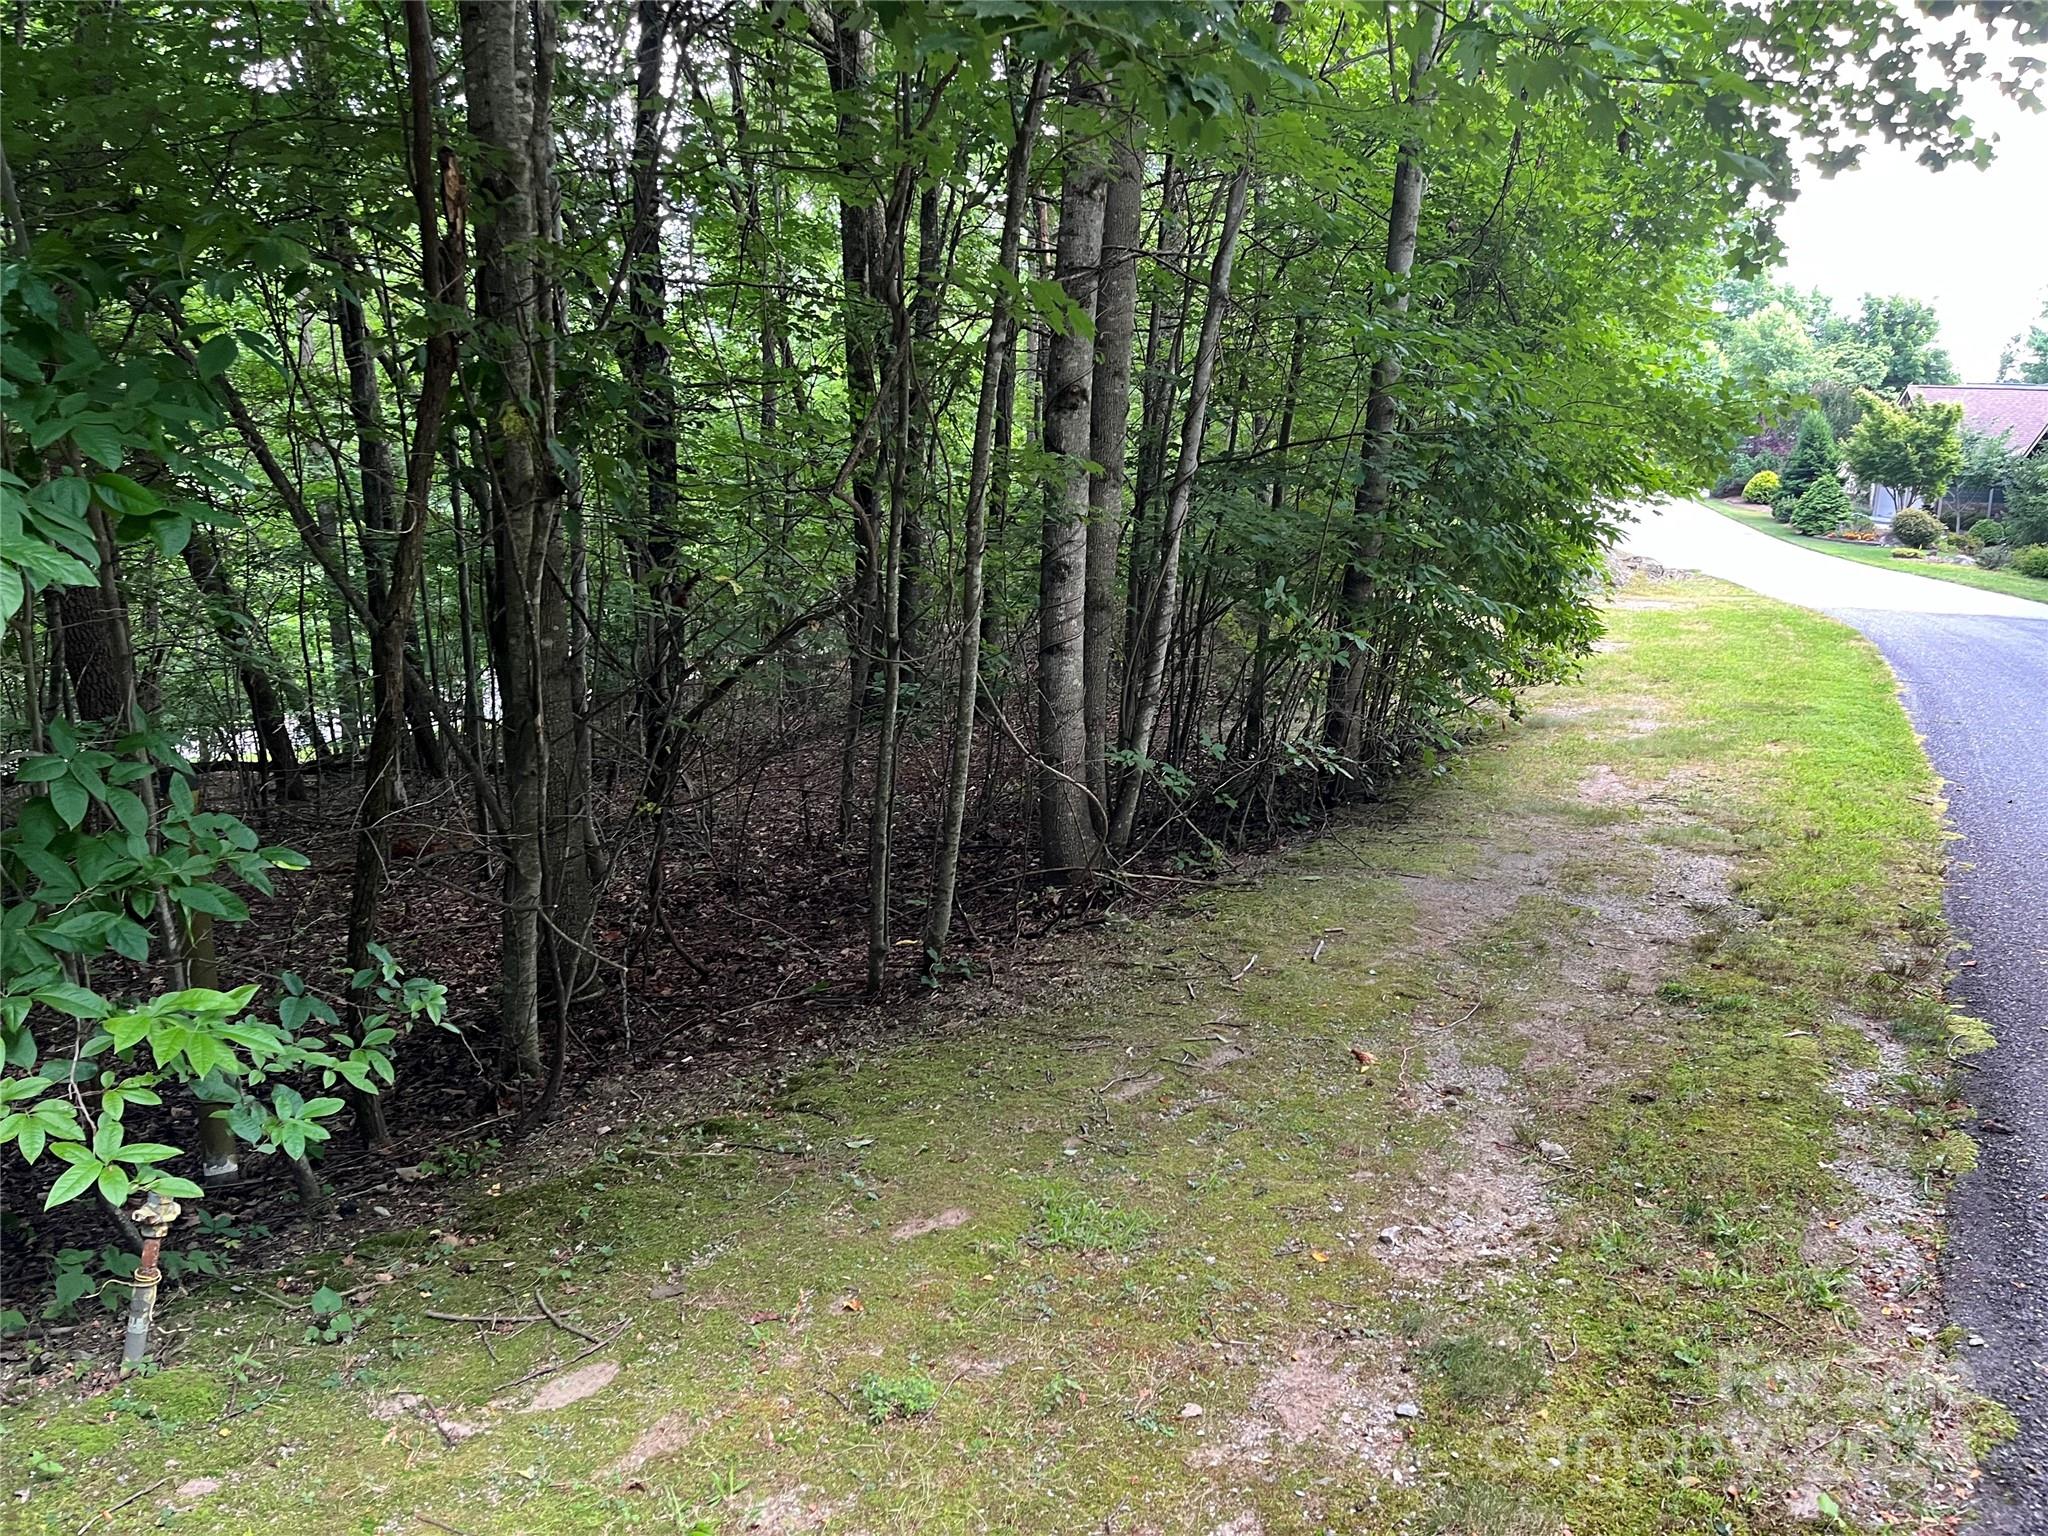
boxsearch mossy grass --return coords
[1,578,1992,1534]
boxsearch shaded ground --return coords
[1625,499,2048,1530]
[2,579,2004,1534]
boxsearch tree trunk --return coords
[1326,6,1444,761]
[1036,64,1109,882]
[1083,126,1143,825]
[1110,157,1254,850]
[924,61,1049,963]
[181,525,302,795]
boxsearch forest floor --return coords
[1707,499,2048,607]
[1,576,2010,1536]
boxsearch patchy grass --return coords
[0,578,1995,1535]
[1710,496,2048,605]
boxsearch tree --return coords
[1997,297,2048,383]
[1853,294,1958,390]
[1790,473,1851,535]
[1780,410,1840,501]
[1843,389,1965,515]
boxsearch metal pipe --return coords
[122,1193,181,1366]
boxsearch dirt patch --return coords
[174,1477,221,1499]
[1105,1071,1166,1102]
[370,1391,489,1443]
[520,1359,619,1412]
[1576,764,1637,804]
[1209,1515,1264,1536]
[1193,1040,1252,1071]
[743,1487,847,1533]
[1194,1336,1415,1478]
[889,1206,972,1241]
[614,1410,704,1475]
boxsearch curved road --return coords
[1621,500,2048,1529]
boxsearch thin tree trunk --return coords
[1326,6,1443,760]
[340,0,462,1138]
[924,61,1049,962]
[181,525,302,795]
[1110,155,1255,850]
[1083,126,1143,825]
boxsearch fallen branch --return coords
[489,1318,629,1397]
[76,1479,168,1535]
[423,1309,544,1327]
[533,1287,600,1345]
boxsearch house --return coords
[1875,383,2048,517]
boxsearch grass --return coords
[0,578,1998,1534]
[1709,495,2048,605]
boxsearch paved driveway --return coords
[1620,499,2048,1528]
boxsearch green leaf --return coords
[32,983,109,1020]
[195,334,238,378]
[96,1162,133,1206]
[44,1159,100,1209]
[48,777,87,828]
[309,1284,347,1317]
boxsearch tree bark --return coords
[1325,6,1444,761]
[181,525,301,794]
[923,60,1049,962]
[1036,63,1109,882]
[1110,156,1253,850]
[1083,126,1143,825]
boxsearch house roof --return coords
[1907,384,2048,456]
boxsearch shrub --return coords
[1891,548,1924,560]
[1741,469,1781,504]
[1790,475,1851,536]
[2011,545,2048,580]
[1977,543,2011,570]
[1769,486,1796,523]
[1780,409,1839,501]
[1889,508,1943,549]
[1975,519,2008,544]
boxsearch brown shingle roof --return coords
[1908,384,2048,456]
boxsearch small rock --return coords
[1967,1334,1986,1347]
[1377,1226,1402,1245]
[1180,1402,1204,1419]
[175,1478,221,1499]
[1393,1401,1421,1419]
[1536,1140,1570,1164]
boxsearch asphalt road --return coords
[1621,500,2048,1529]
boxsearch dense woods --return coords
[3,1,2042,1295]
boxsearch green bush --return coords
[1977,543,2011,571]
[1889,507,1943,549]
[1975,519,2008,544]
[1769,486,1796,523]
[1790,475,1851,535]
[2011,545,2048,580]
[1891,547,1924,560]
[1780,409,1839,501]
[1741,469,1781,503]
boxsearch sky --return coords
[1774,62,2047,382]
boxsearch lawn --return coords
[1709,496,2048,606]
[0,579,2003,1535]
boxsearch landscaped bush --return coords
[1889,508,1943,549]
[1891,548,1925,560]
[1769,486,1796,523]
[2011,545,2048,580]
[1977,543,2011,570]
[1975,519,2008,544]
[1790,475,1852,535]
[1780,409,1840,501]
[1741,469,1781,503]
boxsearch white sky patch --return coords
[1774,67,2048,382]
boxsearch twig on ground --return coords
[534,1287,600,1345]
[76,1479,168,1535]
[424,1309,544,1326]
[489,1319,630,1397]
